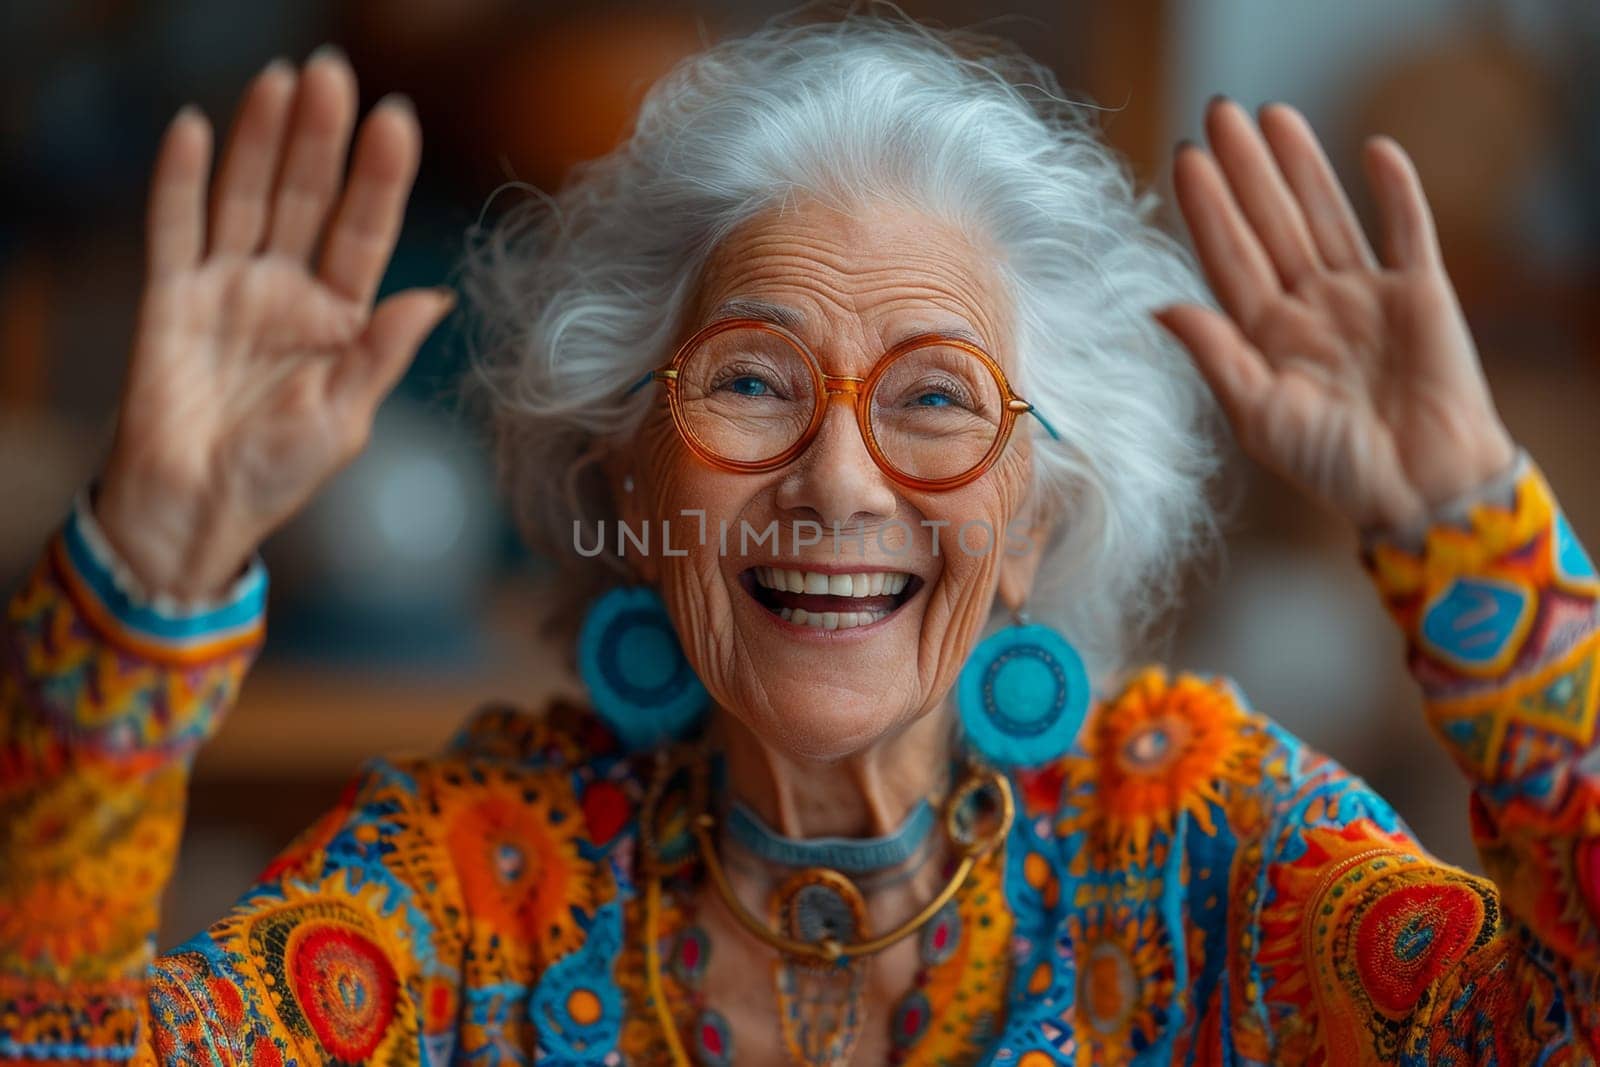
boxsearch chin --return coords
[698,565,948,760]
[738,684,926,764]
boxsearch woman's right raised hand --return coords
[95,49,453,601]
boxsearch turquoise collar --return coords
[725,798,937,873]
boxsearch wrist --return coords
[1360,441,1527,553]
[1360,417,1518,535]
[1415,419,1519,513]
[94,464,256,602]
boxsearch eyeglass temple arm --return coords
[1008,398,1062,442]
[626,368,678,396]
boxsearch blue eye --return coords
[729,376,770,397]
[915,391,955,407]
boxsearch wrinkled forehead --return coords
[686,196,1015,370]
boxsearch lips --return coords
[740,566,921,630]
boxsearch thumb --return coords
[1153,303,1272,433]
[332,286,456,411]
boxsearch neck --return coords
[711,703,956,839]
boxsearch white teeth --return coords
[752,568,914,599]
[777,606,890,629]
[754,567,911,630]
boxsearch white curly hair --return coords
[463,8,1224,683]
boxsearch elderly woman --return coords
[1,13,1594,1066]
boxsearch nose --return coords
[773,395,900,530]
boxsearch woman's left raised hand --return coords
[1157,97,1517,533]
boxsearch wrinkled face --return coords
[616,197,1043,762]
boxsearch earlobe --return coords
[995,500,1054,613]
[599,445,661,585]
[987,449,1063,610]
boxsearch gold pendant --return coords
[770,868,870,1066]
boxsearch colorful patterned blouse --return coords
[2,459,1597,1065]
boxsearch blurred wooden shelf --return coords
[192,652,580,781]
[189,571,585,780]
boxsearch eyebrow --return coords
[707,297,991,351]
[711,298,805,331]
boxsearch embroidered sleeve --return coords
[1365,455,1599,1047]
[1223,455,1597,1064]
[0,498,265,1061]
[1,502,623,1063]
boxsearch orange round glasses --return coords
[626,318,1061,492]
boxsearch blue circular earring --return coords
[578,586,709,751]
[957,613,1090,768]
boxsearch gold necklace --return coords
[644,875,694,1066]
[641,753,1015,1065]
[693,768,1013,963]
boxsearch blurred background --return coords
[2,0,1598,945]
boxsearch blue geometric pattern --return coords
[1552,513,1599,591]
[1439,711,1499,772]
[1420,577,1533,673]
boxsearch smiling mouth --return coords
[740,566,922,631]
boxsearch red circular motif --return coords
[1354,883,1483,1017]
[287,921,400,1061]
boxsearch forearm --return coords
[1362,451,1599,1011]
[0,496,264,1058]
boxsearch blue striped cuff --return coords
[63,489,268,645]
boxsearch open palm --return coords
[1157,99,1516,533]
[98,51,452,598]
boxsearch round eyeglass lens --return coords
[675,327,818,464]
[867,344,1006,482]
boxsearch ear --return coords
[995,492,1056,615]
[599,443,660,585]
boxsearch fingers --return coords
[265,46,358,260]
[1172,143,1281,330]
[331,287,455,413]
[1153,304,1272,431]
[146,107,213,278]
[1204,98,1322,286]
[209,59,297,255]
[1258,103,1377,272]
[319,95,421,305]
[1362,135,1443,271]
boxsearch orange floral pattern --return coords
[2,464,1598,1064]
[1058,669,1274,859]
